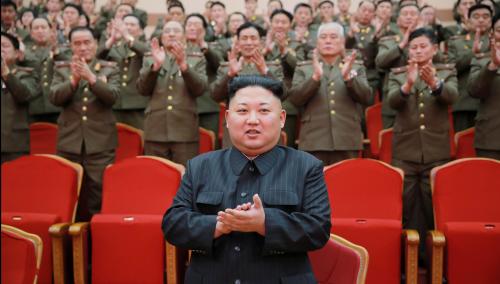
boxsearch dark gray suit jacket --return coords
[162,146,331,284]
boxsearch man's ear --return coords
[225,109,230,128]
[280,109,286,128]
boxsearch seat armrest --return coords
[69,222,90,284]
[49,223,72,284]
[427,230,446,284]
[402,229,419,284]
[166,241,178,284]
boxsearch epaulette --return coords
[55,61,71,68]
[354,59,364,65]
[268,59,282,65]
[474,52,490,59]
[379,35,399,42]
[98,60,118,67]
[220,61,229,66]
[390,66,407,74]
[187,52,204,57]
[144,51,152,57]
[208,42,220,47]
[434,63,456,70]
[16,66,34,73]
[297,60,312,66]
[448,34,466,41]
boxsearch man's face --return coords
[237,27,261,58]
[46,0,62,13]
[1,36,18,64]
[185,16,204,41]
[124,15,142,37]
[267,1,282,15]
[226,86,286,157]
[294,6,313,27]
[30,18,51,44]
[168,6,185,23]
[398,6,419,29]
[245,0,258,12]
[421,6,436,25]
[338,0,351,13]
[458,0,475,18]
[210,4,226,22]
[1,5,16,26]
[228,14,245,35]
[81,0,94,14]
[357,2,375,25]
[63,7,80,27]
[494,20,500,42]
[271,13,291,34]
[317,26,345,56]
[376,2,392,21]
[161,21,184,48]
[114,4,133,20]
[408,35,437,65]
[469,9,492,33]
[319,3,334,21]
[70,30,97,62]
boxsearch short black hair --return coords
[358,0,376,8]
[236,21,265,38]
[409,27,438,44]
[1,31,20,49]
[210,1,225,9]
[68,26,97,41]
[398,2,420,13]
[123,13,145,29]
[228,11,247,22]
[294,3,313,14]
[228,75,284,103]
[30,16,52,29]
[168,1,185,13]
[376,0,393,8]
[318,0,334,8]
[19,7,36,19]
[270,8,293,22]
[1,0,17,10]
[468,3,493,18]
[63,3,83,15]
[185,13,208,29]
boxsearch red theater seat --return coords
[428,158,500,284]
[70,156,185,284]
[116,123,144,162]
[454,127,476,159]
[1,155,83,284]
[378,128,393,164]
[324,159,419,284]
[365,103,382,158]
[29,122,58,154]
[1,224,43,284]
[309,234,369,284]
[199,127,215,154]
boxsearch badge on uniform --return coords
[98,76,107,83]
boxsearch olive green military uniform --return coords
[388,64,458,260]
[211,60,284,148]
[1,65,38,163]
[467,53,500,160]
[247,14,266,30]
[447,33,490,132]
[137,52,208,166]
[288,58,372,166]
[97,39,150,129]
[50,59,120,221]
[95,7,148,39]
[443,22,468,44]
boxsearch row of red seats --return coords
[2,155,498,284]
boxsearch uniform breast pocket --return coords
[262,190,299,213]
[195,191,224,214]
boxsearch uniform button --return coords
[43,82,48,87]
[420,125,426,130]
[330,100,335,104]
[167,105,173,110]
[43,74,47,78]
[167,95,173,100]
[83,97,88,102]
[330,110,336,115]
[235,280,241,284]
[43,61,48,66]
[168,85,173,90]
[330,90,335,95]
[122,82,127,87]
[240,192,247,198]
[420,113,425,119]
[419,92,423,97]
[82,106,87,111]
[249,166,254,172]
[329,82,334,87]
[360,36,365,41]
[123,67,128,71]
[419,103,424,108]
[84,87,89,92]
[234,246,240,252]
[82,116,87,121]
[124,59,129,64]
[170,76,175,80]
[122,74,127,79]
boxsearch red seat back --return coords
[199,127,215,154]
[365,103,382,157]
[218,103,226,146]
[454,127,476,159]
[116,123,144,163]
[324,158,403,220]
[431,158,500,230]
[378,128,393,164]
[309,234,368,284]
[101,156,184,214]
[1,225,42,284]
[29,122,58,155]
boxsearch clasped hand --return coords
[214,194,266,238]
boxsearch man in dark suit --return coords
[163,75,331,284]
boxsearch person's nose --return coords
[247,111,259,124]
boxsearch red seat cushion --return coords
[91,214,165,284]
[333,218,401,284]
[1,229,39,284]
[444,222,500,284]
[2,213,61,284]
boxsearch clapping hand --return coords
[419,61,439,89]
[402,58,418,94]
[150,37,166,71]
[472,27,483,54]
[169,40,188,71]
[227,40,243,77]
[311,48,323,81]
[217,194,266,236]
[341,50,357,81]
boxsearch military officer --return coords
[448,4,493,132]
[244,0,266,29]
[1,0,30,42]
[443,0,475,42]
[1,32,38,163]
[50,26,120,221]
[136,20,208,166]
[288,23,372,166]
[98,13,149,129]
[292,2,317,61]
[210,22,284,148]
[209,12,246,61]
[467,15,500,160]
[388,28,458,262]
[335,0,353,29]
[150,1,186,41]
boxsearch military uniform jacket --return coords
[98,40,151,110]
[1,66,38,153]
[447,33,490,111]
[288,58,372,152]
[137,53,208,143]
[50,60,120,154]
[345,24,379,83]
[388,65,458,163]
[467,53,500,151]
